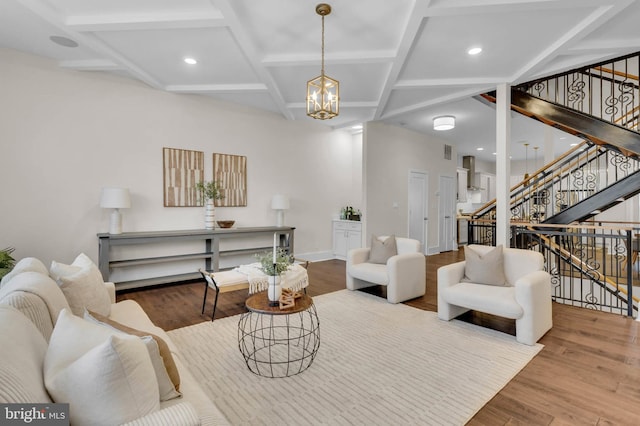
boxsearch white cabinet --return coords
[456,168,468,202]
[333,220,362,259]
[476,172,495,203]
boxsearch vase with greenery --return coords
[0,247,16,280]
[195,180,224,230]
[256,248,293,304]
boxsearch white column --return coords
[496,83,511,247]
[544,126,554,165]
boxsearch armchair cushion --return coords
[368,235,397,264]
[462,245,507,286]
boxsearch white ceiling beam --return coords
[212,0,294,121]
[510,0,636,83]
[18,0,164,90]
[65,11,226,32]
[373,2,432,120]
[166,84,268,94]
[395,78,504,89]
[380,86,494,120]
[59,59,122,71]
[262,51,396,67]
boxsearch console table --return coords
[97,227,295,291]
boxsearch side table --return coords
[238,292,320,378]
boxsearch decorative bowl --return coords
[216,220,235,229]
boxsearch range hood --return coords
[462,155,483,190]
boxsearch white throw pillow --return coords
[50,253,111,316]
[0,257,49,287]
[45,309,160,425]
[84,310,182,401]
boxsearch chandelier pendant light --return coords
[307,3,339,120]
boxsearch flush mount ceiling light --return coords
[433,115,455,131]
[306,3,339,120]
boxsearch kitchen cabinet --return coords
[456,168,468,202]
[333,220,362,259]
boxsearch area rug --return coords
[168,290,542,425]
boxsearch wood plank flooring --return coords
[118,251,640,425]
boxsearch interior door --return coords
[408,171,428,254]
[439,175,456,252]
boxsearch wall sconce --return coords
[433,115,455,131]
[100,187,131,234]
[271,194,290,227]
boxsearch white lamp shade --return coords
[433,115,455,131]
[271,194,290,210]
[100,187,131,209]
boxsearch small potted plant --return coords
[195,180,224,230]
[0,247,16,280]
[256,248,293,304]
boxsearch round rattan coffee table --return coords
[238,291,320,378]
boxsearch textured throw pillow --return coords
[462,245,507,286]
[0,257,49,288]
[45,309,159,425]
[369,235,398,264]
[50,253,111,317]
[85,310,181,401]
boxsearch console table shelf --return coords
[98,227,295,291]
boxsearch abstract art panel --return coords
[163,148,204,207]
[213,153,247,207]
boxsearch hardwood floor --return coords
[118,251,640,425]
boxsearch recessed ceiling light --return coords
[184,57,197,65]
[476,147,484,151]
[467,47,482,55]
[49,35,78,48]
[352,124,363,130]
[493,152,497,155]
[570,143,578,146]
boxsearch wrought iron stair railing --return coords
[470,140,640,226]
[518,51,639,134]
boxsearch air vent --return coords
[444,144,452,160]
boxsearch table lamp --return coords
[271,194,290,227]
[100,187,131,234]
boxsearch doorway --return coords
[408,171,428,254]
[439,175,456,252]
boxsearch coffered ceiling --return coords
[2,0,639,161]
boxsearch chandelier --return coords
[306,3,339,120]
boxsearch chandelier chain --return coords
[321,15,325,75]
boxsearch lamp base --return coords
[276,210,285,227]
[109,209,123,234]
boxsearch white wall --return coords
[363,121,457,254]
[0,48,360,269]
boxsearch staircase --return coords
[469,51,640,317]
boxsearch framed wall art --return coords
[213,153,247,207]
[163,147,204,207]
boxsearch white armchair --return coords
[437,245,552,345]
[346,236,426,304]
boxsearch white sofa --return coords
[0,256,229,425]
[437,245,553,345]
[346,236,426,304]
